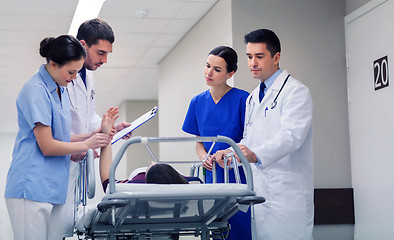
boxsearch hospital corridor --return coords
[1,0,393,239]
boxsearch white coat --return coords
[240,70,314,240]
[67,69,102,134]
[63,70,102,237]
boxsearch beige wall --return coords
[158,0,232,174]
[121,100,159,175]
[159,0,354,239]
[160,0,352,187]
[231,0,351,189]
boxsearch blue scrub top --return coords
[182,87,249,183]
[5,64,71,204]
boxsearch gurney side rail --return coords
[108,136,254,194]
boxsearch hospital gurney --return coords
[76,136,265,240]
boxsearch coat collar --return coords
[251,70,289,106]
[70,73,89,97]
[269,70,289,91]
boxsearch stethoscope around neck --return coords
[66,80,79,110]
[246,74,290,126]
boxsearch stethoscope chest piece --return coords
[271,101,277,109]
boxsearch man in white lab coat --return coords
[216,29,314,240]
[63,18,131,238]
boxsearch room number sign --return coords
[373,55,389,91]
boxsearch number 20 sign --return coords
[373,55,389,91]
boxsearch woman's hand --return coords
[101,107,119,135]
[201,154,215,171]
[70,149,100,162]
[70,152,86,162]
[84,133,111,150]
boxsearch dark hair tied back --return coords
[39,37,56,58]
[209,46,238,73]
[39,35,86,67]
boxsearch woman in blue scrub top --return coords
[182,46,251,240]
[4,35,112,240]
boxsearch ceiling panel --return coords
[102,57,138,68]
[126,67,158,78]
[162,19,196,34]
[0,0,78,15]
[93,68,132,78]
[0,0,217,133]
[0,15,72,31]
[152,34,184,47]
[175,1,216,19]
[143,47,172,58]
[100,0,185,19]
[114,33,157,46]
[0,44,37,56]
[134,58,161,67]
[0,30,65,44]
[108,18,171,34]
[0,56,43,67]
[109,46,148,59]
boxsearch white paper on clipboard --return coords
[111,106,158,144]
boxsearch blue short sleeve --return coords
[17,81,52,129]
[182,96,200,136]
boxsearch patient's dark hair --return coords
[145,164,189,184]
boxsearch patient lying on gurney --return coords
[76,111,262,239]
[99,108,194,193]
[76,109,193,233]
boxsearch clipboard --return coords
[111,106,158,144]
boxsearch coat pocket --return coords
[267,170,306,213]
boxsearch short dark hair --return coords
[209,46,238,73]
[244,29,281,57]
[145,164,189,184]
[76,18,115,46]
[39,35,86,66]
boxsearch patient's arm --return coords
[99,141,112,184]
[101,107,119,135]
[99,107,119,184]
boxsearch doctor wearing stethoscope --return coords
[63,26,115,238]
[216,29,314,240]
[62,18,133,239]
[67,69,101,134]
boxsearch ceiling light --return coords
[68,0,106,36]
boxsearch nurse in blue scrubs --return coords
[4,35,111,240]
[182,46,251,240]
